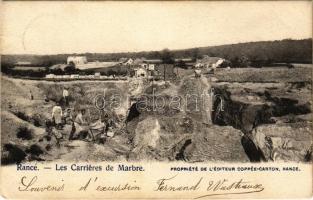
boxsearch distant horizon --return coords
[2,1,311,55]
[2,37,312,56]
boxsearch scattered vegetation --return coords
[16,126,34,140]
[13,111,43,127]
[14,111,29,122]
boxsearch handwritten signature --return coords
[155,174,264,199]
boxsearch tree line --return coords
[1,38,311,70]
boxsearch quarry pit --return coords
[1,66,312,164]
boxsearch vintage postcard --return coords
[0,1,312,199]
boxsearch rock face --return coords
[252,122,312,162]
[128,116,249,162]
[125,77,250,162]
[212,81,312,162]
[126,101,250,162]
[212,82,311,132]
[133,117,161,152]
[185,125,249,162]
[127,115,194,161]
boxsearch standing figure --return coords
[69,108,91,140]
[62,87,69,106]
[194,68,201,78]
[52,102,63,129]
[29,90,34,100]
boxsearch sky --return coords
[1,1,312,55]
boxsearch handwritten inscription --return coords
[154,174,264,198]
[18,176,64,192]
[78,177,141,191]
[18,175,264,198]
[196,178,264,198]
[155,174,202,191]
[18,176,140,193]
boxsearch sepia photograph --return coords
[1,1,312,166]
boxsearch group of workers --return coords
[49,87,115,144]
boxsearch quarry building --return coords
[67,56,88,65]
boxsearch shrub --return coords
[14,111,29,121]
[16,126,34,140]
[26,144,44,156]
[31,114,43,127]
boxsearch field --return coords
[12,66,46,71]
[89,65,128,74]
[214,65,312,83]
[76,62,120,70]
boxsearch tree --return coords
[239,55,250,68]
[191,48,200,62]
[1,63,13,74]
[161,48,174,64]
[176,60,187,69]
[64,61,76,74]
[52,68,64,75]
[44,65,51,73]
[231,55,250,68]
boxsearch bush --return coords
[14,111,29,121]
[31,114,43,127]
[37,83,63,102]
[26,144,44,156]
[16,126,34,140]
